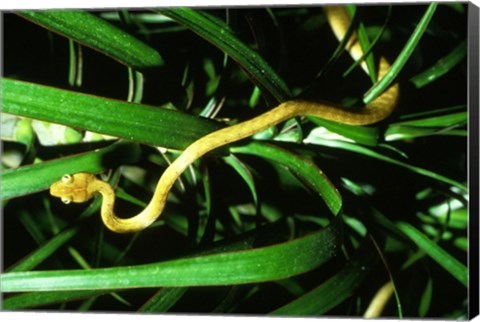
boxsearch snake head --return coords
[49,173,97,204]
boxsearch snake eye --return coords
[61,174,73,184]
[61,197,72,204]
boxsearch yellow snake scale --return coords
[50,7,400,233]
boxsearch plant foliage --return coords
[1,4,468,318]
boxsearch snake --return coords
[49,7,399,233]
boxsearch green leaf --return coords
[8,227,80,272]
[157,8,292,102]
[352,10,377,83]
[2,141,140,200]
[0,218,342,292]
[303,136,467,193]
[385,111,467,141]
[138,288,188,312]
[410,40,467,88]
[342,6,393,80]
[224,155,259,206]
[18,10,163,69]
[390,111,467,128]
[419,277,433,316]
[396,221,467,286]
[307,118,381,146]
[363,3,437,103]
[2,290,112,310]
[2,78,222,149]
[271,244,377,315]
[231,142,342,215]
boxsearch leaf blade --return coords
[2,141,140,199]
[231,142,342,215]
[397,221,468,286]
[271,245,377,315]
[2,78,221,149]
[363,3,438,103]
[0,219,342,292]
[157,8,291,102]
[18,10,163,69]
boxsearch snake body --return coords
[50,7,399,233]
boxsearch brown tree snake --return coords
[50,7,399,233]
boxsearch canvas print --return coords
[1,3,472,318]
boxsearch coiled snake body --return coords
[50,7,399,233]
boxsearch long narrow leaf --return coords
[363,3,437,103]
[385,111,467,141]
[18,10,163,69]
[410,40,467,88]
[2,141,140,200]
[231,142,342,215]
[138,288,188,312]
[388,111,467,128]
[308,117,381,146]
[4,218,286,309]
[157,8,292,102]
[271,244,377,315]
[223,155,259,206]
[396,221,467,286]
[303,136,467,193]
[2,290,112,310]
[0,219,342,292]
[2,78,221,149]
[8,227,79,273]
